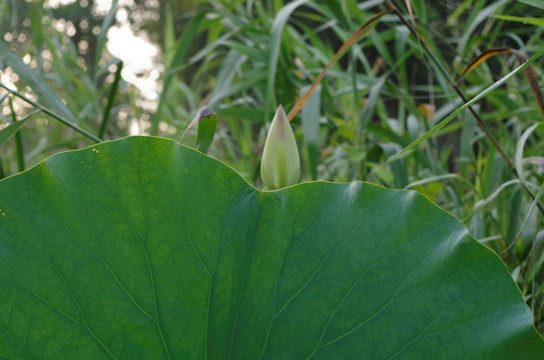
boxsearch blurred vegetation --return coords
[1,0,544,333]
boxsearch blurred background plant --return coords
[0,0,543,333]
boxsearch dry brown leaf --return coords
[457,48,544,119]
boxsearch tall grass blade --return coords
[8,98,24,172]
[266,0,310,121]
[0,110,39,147]
[456,0,509,54]
[359,75,386,132]
[98,61,123,139]
[0,40,77,124]
[207,50,249,109]
[287,10,388,121]
[504,182,544,253]
[164,1,176,65]
[515,123,542,182]
[94,0,118,79]
[494,15,544,26]
[519,0,544,9]
[151,11,206,135]
[469,179,522,220]
[0,84,102,143]
[301,85,321,180]
[405,174,477,192]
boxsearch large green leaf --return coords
[0,136,542,359]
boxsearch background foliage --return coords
[0,0,543,333]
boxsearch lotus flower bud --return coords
[260,105,300,189]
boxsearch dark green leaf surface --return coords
[0,137,542,359]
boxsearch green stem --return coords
[8,97,25,172]
[98,61,123,139]
[0,84,102,143]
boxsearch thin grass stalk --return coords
[8,97,24,172]
[98,61,123,139]
[0,84,102,143]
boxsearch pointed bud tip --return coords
[260,104,300,189]
[277,105,284,123]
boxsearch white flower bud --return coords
[260,105,300,189]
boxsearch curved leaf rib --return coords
[48,162,158,325]
[0,322,35,360]
[386,294,470,360]
[274,211,382,319]
[0,228,86,329]
[227,194,264,360]
[178,212,212,278]
[135,148,172,360]
[120,201,171,359]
